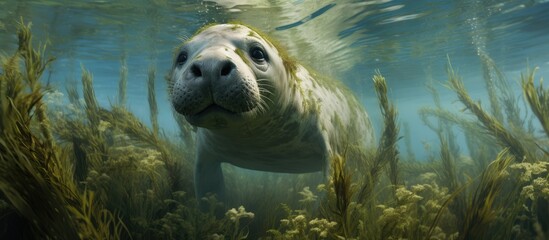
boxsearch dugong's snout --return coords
[171,46,261,126]
[187,56,236,82]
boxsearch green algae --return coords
[234,48,250,66]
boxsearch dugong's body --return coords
[170,24,374,200]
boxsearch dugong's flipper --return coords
[195,148,225,206]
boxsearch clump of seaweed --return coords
[374,72,401,188]
[267,203,337,239]
[457,149,514,239]
[223,205,255,240]
[327,154,355,237]
[479,53,504,122]
[148,65,159,136]
[438,61,549,239]
[51,64,197,238]
[358,72,400,202]
[0,20,126,239]
[421,79,469,225]
[447,62,529,162]
[522,67,549,138]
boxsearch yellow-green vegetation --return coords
[234,48,251,66]
[0,20,126,239]
[148,65,159,136]
[522,67,549,137]
[3,20,549,240]
[447,63,530,162]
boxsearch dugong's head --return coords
[170,24,294,129]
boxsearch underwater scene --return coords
[2,0,549,239]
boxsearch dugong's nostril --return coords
[220,61,235,76]
[191,64,202,77]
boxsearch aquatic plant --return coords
[522,67,549,138]
[0,20,200,240]
[52,66,200,238]
[438,61,549,239]
[9,18,55,146]
[458,149,514,240]
[327,154,355,237]
[402,122,416,161]
[480,53,505,123]
[358,72,400,202]
[223,206,255,240]
[377,185,426,237]
[267,203,337,240]
[0,20,126,239]
[420,79,469,226]
[447,62,528,162]
[374,72,401,188]
[148,65,159,136]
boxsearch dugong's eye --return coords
[175,51,187,66]
[250,47,267,62]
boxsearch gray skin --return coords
[170,24,374,202]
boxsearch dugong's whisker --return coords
[256,81,273,93]
[257,105,267,115]
[256,81,268,85]
[255,98,269,115]
[262,96,274,105]
[256,78,271,85]
[258,90,274,105]
[259,88,273,96]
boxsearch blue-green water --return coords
[3,1,548,160]
[1,0,548,159]
[2,1,549,239]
